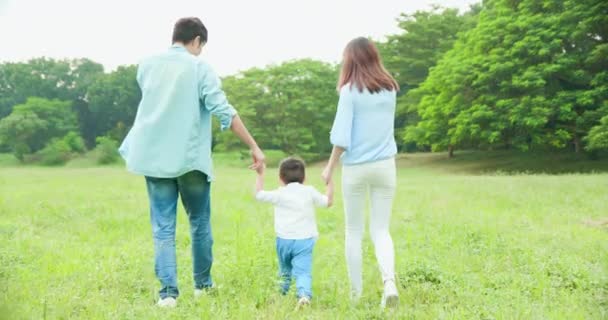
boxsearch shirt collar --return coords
[170,44,188,52]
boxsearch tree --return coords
[377,5,481,151]
[84,65,140,146]
[585,115,608,151]
[0,97,77,160]
[218,59,338,157]
[0,111,46,161]
[0,58,103,120]
[94,136,120,165]
[37,138,72,166]
[380,5,481,89]
[407,0,608,156]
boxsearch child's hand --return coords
[321,165,332,185]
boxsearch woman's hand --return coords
[322,145,345,185]
[321,165,332,185]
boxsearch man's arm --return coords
[231,114,265,169]
[199,62,265,169]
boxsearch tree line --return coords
[0,0,606,165]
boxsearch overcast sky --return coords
[0,0,478,76]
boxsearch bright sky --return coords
[0,0,477,76]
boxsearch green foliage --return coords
[213,150,288,168]
[63,131,86,154]
[256,149,287,167]
[84,65,140,145]
[408,0,608,154]
[0,97,77,161]
[1,3,607,162]
[380,5,480,88]
[0,58,103,119]
[217,59,338,156]
[37,139,72,166]
[33,132,86,166]
[0,111,44,161]
[585,115,608,151]
[377,5,481,151]
[94,136,120,165]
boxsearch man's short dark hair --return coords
[172,17,208,45]
[279,157,306,184]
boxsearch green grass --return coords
[0,158,607,319]
[394,150,608,174]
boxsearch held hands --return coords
[256,162,266,175]
[249,146,266,171]
[321,165,332,185]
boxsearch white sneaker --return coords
[381,280,399,309]
[296,296,311,310]
[157,297,177,308]
[194,286,217,298]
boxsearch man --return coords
[119,17,264,308]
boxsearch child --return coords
[255,157,334,308]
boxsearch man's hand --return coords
[229,114,265,170]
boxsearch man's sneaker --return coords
[194,289,205,298]
[381,280,399,309]
[157,297,177,308]
[295,296,311,310]
[194,285,218,298]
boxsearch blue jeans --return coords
[145,171,213,299]
[276,237,315,299]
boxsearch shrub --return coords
[38,139,72,166]
[63,132,86,154]
[95,136,119,165]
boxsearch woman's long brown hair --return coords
[337,37,399,93]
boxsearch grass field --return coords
[0,154,607,319]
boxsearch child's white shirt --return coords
[256,182,328,239]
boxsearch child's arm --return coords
[255,163,265,195]
[254,165,280,205]
[326,179,334,207]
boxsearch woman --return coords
[322,37,400,308]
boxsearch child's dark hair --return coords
[279,157,306,184]
[172,17,208,45]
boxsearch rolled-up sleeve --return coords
[199,62,237,131]
[330,87,354,149]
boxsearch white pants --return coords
[342,157,396,295]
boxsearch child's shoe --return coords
[295,296,311,310]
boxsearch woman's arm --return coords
[321,145,345,185]
[323,87,352,184]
